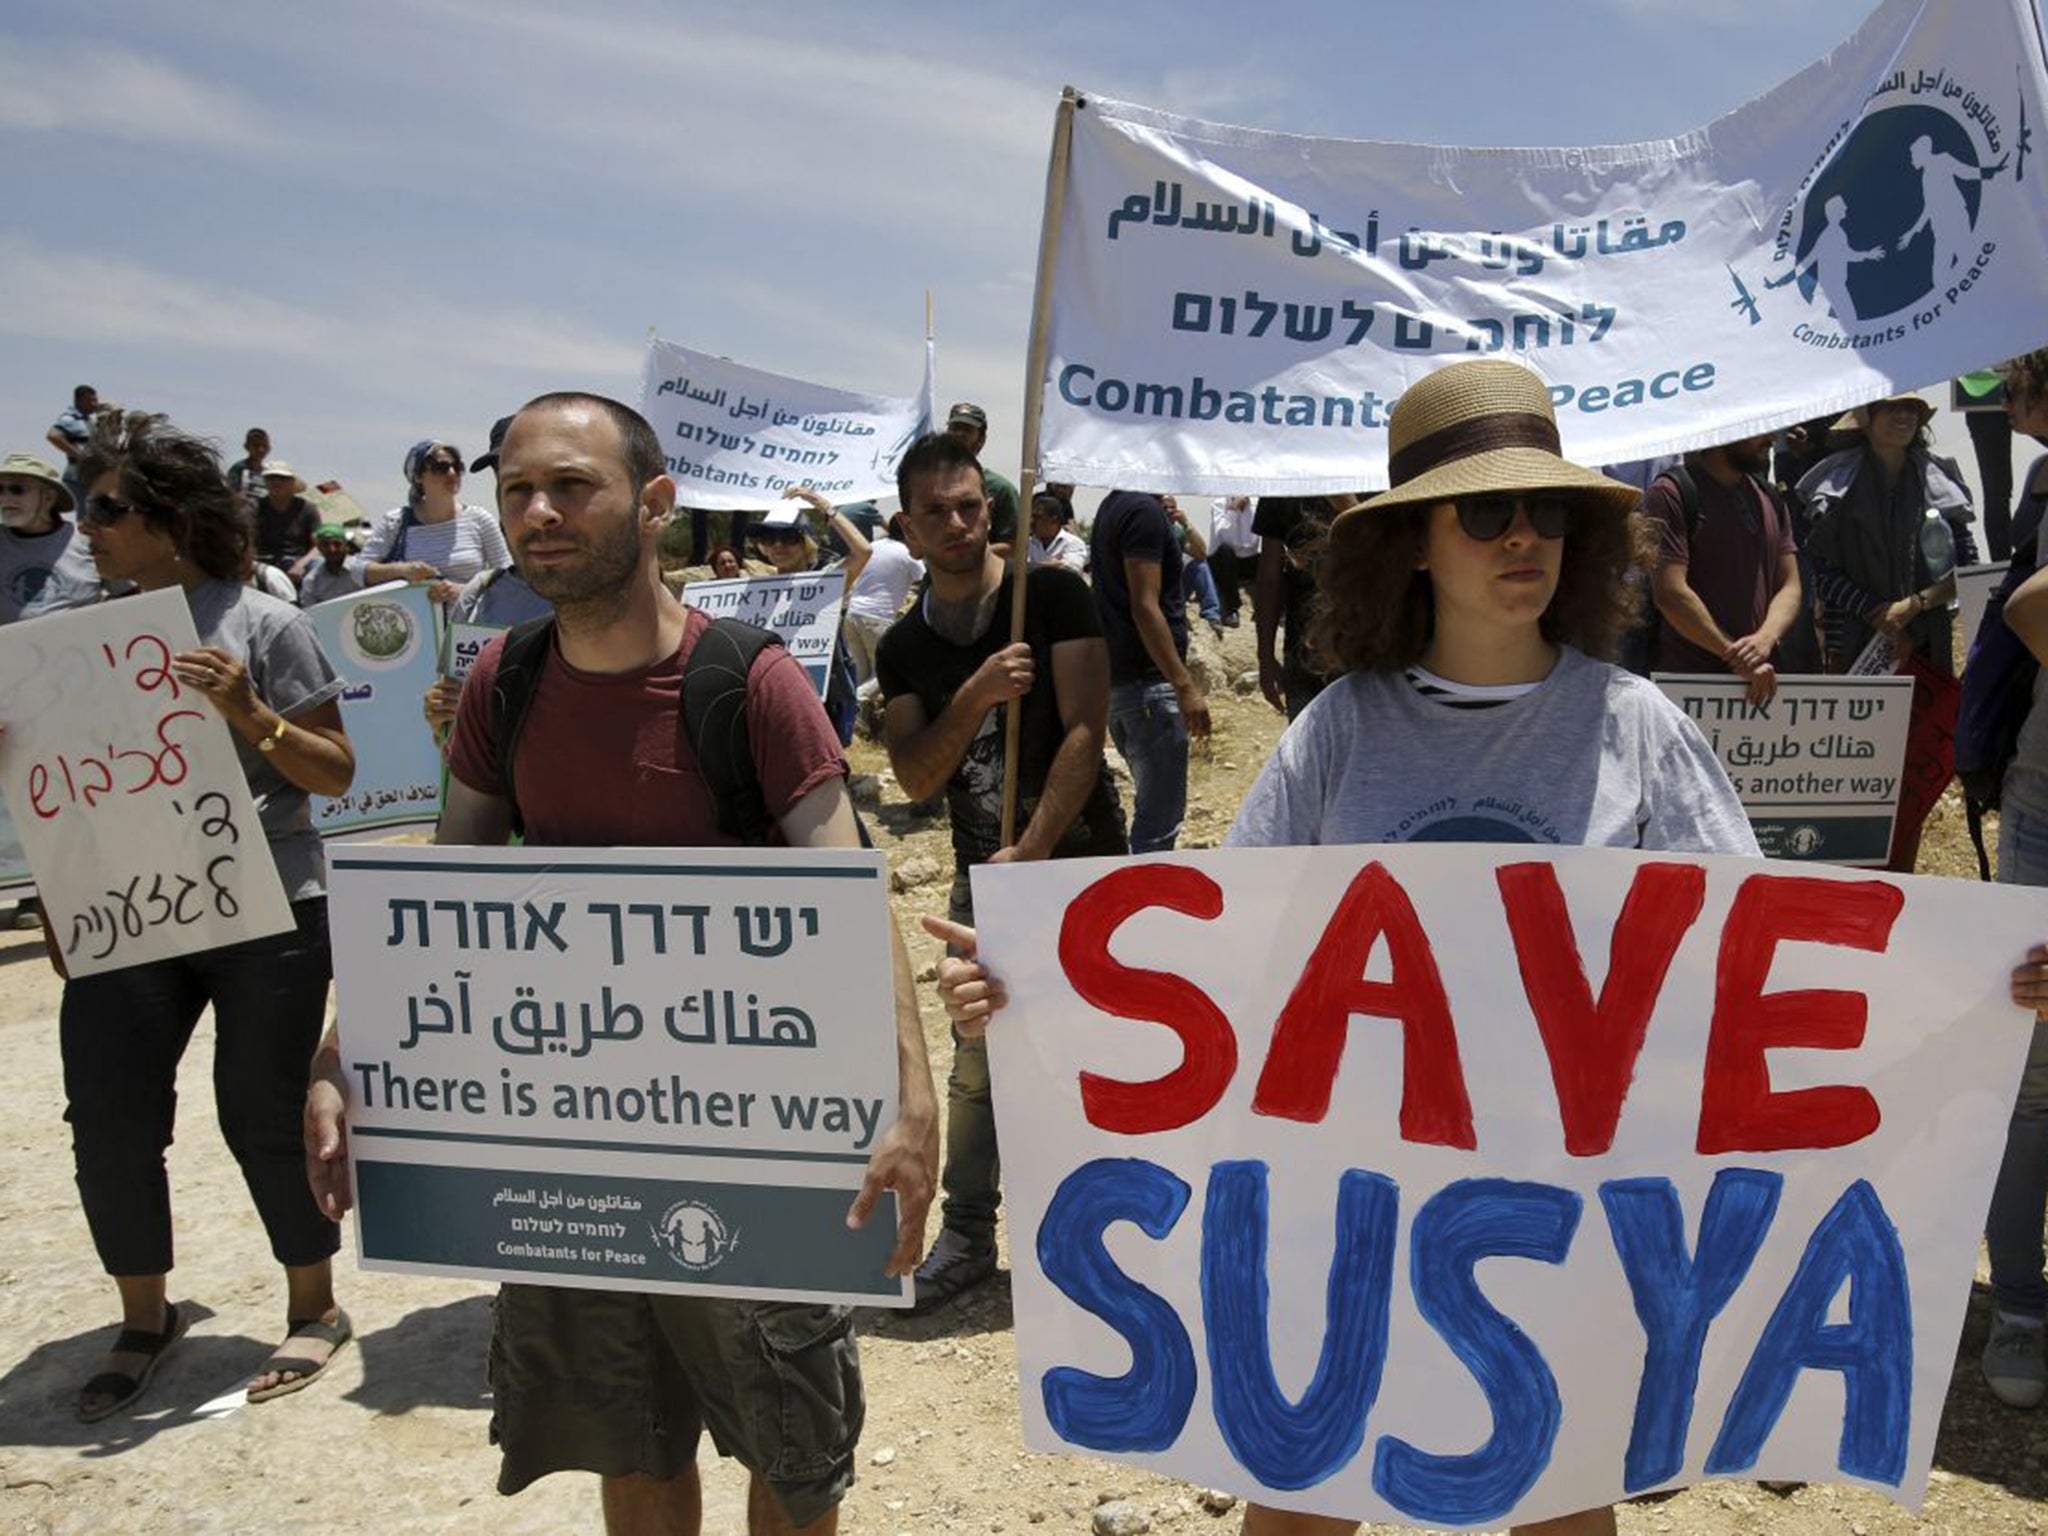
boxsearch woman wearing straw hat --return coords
[360,439,511,607]
[923,358,1763,1535]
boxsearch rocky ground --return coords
[0,619,2040,1534]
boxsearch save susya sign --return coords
[975,845,2045,1529]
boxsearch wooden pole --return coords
[999,86,1081,850]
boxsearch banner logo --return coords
[653,1198,742,1272]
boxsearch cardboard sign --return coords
[0,590,291,975]
[684,572,845,698]
[976,845,2045,1528]
[1655,675,1912,865]
[328,844,908,1306]
[309,583,443,834]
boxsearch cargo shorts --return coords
[490,1282,863,1527]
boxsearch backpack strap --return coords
[490,615,558,839]
[1662,463,1702,543]
[682,617,782,847]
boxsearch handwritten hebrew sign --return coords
[309,583,443,835]
[328,844,908,1306]
[1654,675,1912,865]
[684,572,845,699]
[0,589,291,975]
[976,844,2044,1528]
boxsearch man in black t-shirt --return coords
[877,433,1125,1309]
[1091,489,1210,853]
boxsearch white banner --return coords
[1654,675,1913,866]
[443,619,503,686]
[684,572,845,699]
[1038,0,2048,494]
[0,590,292,975]
[310,584,444,836]
[641,336,934,511]
[328,844,909,1306]
[976,845,2045,1529]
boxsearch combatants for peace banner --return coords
[1035,0,2048,494]
[976,845,2046,1529]
[641,336,934,512]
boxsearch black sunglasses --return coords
[0,481,40,497]
[81,493,141,527]
[423,459,464,474]
[1451,494,1575,542]
[755,527,806,544]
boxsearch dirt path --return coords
[2,625,2040,1534]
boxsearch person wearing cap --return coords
[1800,394,1977,873]
[0,451,102,625]
[252,461,320,575]
[298,524,364,608]
[922,358,1772,1536]
[359,439,511,606]
[945,402,1021,558]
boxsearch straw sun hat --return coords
[1334,359,1639,531]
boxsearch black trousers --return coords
[61,898,338,1276]
[1970,409,2016,562]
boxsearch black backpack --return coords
[1956,535,2043,879]
[1658,463,1823,675]
[491,615,781,846]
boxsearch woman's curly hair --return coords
[76,412,251,583]
[1308,494,1652,676]
[2000,349,2048,415]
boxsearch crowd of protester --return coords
[6,361,2048,1536]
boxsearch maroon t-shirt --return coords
[1643,465,1798,675]
[447,608,846,847]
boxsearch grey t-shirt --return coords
[183,580,346,901]
[1227,646,1758,855]
[2,521,102,624]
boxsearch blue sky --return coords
[0,0,1899,514]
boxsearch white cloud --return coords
[0,39,274,149]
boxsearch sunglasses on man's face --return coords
[1450,494,1575,542]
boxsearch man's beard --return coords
[516,517,643,609]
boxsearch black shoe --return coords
[911,1230,997,1311]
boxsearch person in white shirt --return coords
[1207,494,1259,627]
[844,513,924,693]
[1027,490,1088,574]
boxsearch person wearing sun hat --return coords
[919,357,1762,1536]
[0,450,102,625]
[252,459,320,575]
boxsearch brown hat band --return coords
[1387,411,1561,487]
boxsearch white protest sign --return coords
[685,572,845,699]
[1036,0,2048,494]
[0,794,30,897]
[976,845,2045,1529]
[1955,561,2009,666]
[444,620,503,686]
[641,336,933,511]
[1654,675,1912,866]
[328,844,907,1307]
[309,583,444,836]
[0,590,291,975]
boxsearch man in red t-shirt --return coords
[1642,432,1805,704]
[306,393,937,1536]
